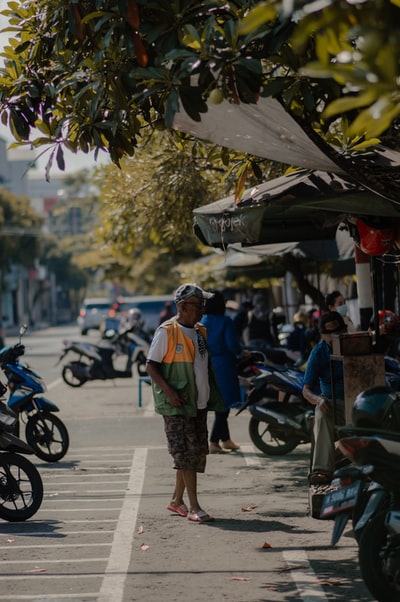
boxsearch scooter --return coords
[237,363,313,455]
[320,388,400,602]
[0,394,43,521]
[0,325,69,462]
[59,326,149,387]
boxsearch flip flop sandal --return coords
[309,471,333,485]
[166,504,188,517]
[187,510,215,523]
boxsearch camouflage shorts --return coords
[163,409,208,473]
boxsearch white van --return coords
[106,295,175,334]
[77,298,112,335]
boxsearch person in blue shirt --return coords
[303,311,347,485]
[201,291,244,453]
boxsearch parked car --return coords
[77,298,111,335]
[103,295,175,335]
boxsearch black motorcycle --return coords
[320,386,400,602]
[0,393,43,521]
[58,327,149,387]
[237,363,313,455]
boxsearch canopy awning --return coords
[193,170,400,249]
[173,96,400,202]
[173,97,342,173]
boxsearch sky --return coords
[0,13,111,177]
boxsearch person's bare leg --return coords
[182,469,202,513]
[183,469,214,521]
[169,469,186,508]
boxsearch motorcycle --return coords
[59,326,149,387]
[0,393,43,521]
[237,360,313,455]
[0,325,69,463]
[320,386,400,602]
[238,351,400,458]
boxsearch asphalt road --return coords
[0,326,375,602]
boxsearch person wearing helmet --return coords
[303,311,348,486]
[326,290,356,333]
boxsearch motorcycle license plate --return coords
[320,481,362,519]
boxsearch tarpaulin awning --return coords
[173,97,343,173]
[173,96,400,201]
[193,170,400,248]
[228,230,354,262]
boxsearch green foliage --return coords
[0,0,398,194]
[90,130,284,291]
[0,188,43,270]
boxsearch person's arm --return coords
[146,360,185,408]
[302,384,331,415]
[302,348,332,415]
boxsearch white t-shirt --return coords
[148,324,210,409]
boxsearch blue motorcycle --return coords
[0,325,69,462]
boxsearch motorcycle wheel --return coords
[0,452,43,521]
[248,416,300,455]
[358,509,400,602]
[62,363,88,387]
[25,413,69,462]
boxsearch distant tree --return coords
[89,131,283,292]
[0,187,42,269]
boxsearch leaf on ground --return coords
[314,578,347,586]
[137,524,144,534]
[262,542,272,549]
[140,543,150,551]
[241,504,258,512]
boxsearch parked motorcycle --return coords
[0,394,43,521]
[320,386,400,602]
[0,325,69,462]
[237,361,312,455]
[59,326,149,387]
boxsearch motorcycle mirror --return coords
[19,324,28,338]
[103,329,117,338]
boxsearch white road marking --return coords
[97,447,147,602]
[283,549,328,601]
[46,377,63,390]
[241,444,263,466]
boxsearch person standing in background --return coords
[232,299,253,345]
[247,293,275,351]
[326,290,356,333]
[201,291,243,454]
